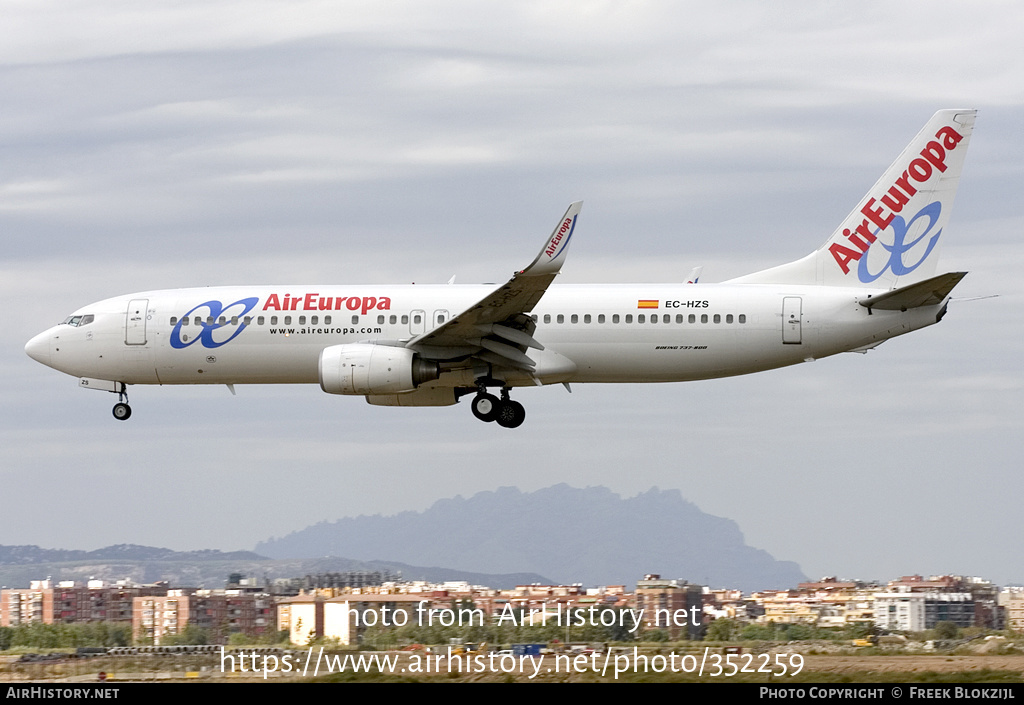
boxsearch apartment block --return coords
[133,590,274,644]
[2,580,164,626]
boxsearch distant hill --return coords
[0,544,550,590]
[0,544,263,566]
[255,484,807,591]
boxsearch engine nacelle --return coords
[318,344,439,395]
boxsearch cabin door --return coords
[125,299,149,345]
[782,297,802,345]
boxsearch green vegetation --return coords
[0,622,131,650]
[702,618,876,643]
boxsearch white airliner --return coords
[26,109,976,428]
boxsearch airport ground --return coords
[2,647,1023,683]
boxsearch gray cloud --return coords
[4,1,1022,586]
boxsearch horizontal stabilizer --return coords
[859,271,967,311]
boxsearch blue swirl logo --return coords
[858,202,942,283]
[170,298,259,349]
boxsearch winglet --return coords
[520,201,583,276]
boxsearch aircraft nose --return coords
[25,331,51,367]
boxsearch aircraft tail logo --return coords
[729,109,976,290]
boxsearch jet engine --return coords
[318,343,440,395]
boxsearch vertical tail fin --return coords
[730,109,976,289]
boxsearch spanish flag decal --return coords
[637,300,659,309]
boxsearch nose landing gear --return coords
[112,387,132,421]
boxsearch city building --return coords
[2,580,165,627]
[634,575,704,640]
[998,588,1024,632]
[133,589,274,644]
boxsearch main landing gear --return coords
[471,386,525,428]
[112,387,132,421]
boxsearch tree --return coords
[933,621,959,640]
[705,618,737,642]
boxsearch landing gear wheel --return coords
[471,393,500,423]
[496,400,526,428]
[112,403,132,421]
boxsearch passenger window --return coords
[688,314,695,323]
[352,315,359,324]
[713,314,721,323]
[231,316,239,325]
[726,314,733,324]
[701,314,708,323]
[638,314,645,323]
[257,316,265,325]
[389,315,397,324]
[612,314,620,324]
[739,314,746,324]
[298,316,306,325]
[544,314,551,324]
[325,316,332,325]
[598,314,605,323]
[311,316,318,325]
[377,315,385,324]
[271,316,278,325]
[625,314,633,323]
[284,316,292,325]
[571,314,578,324]
[243,316,252,325]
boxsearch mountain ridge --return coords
[255,484,806,591]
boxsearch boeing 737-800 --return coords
[25,109,976,428]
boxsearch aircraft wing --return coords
[405,201,582,370]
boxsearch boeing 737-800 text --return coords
[26,109,976,428]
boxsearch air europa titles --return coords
[262,293,391,316]
[545,217,574,258]
[829,123,965,277]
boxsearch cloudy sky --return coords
[3,1,1022,587]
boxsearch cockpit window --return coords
[61,314,95,327]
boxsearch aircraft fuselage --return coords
[26,281,939,388]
